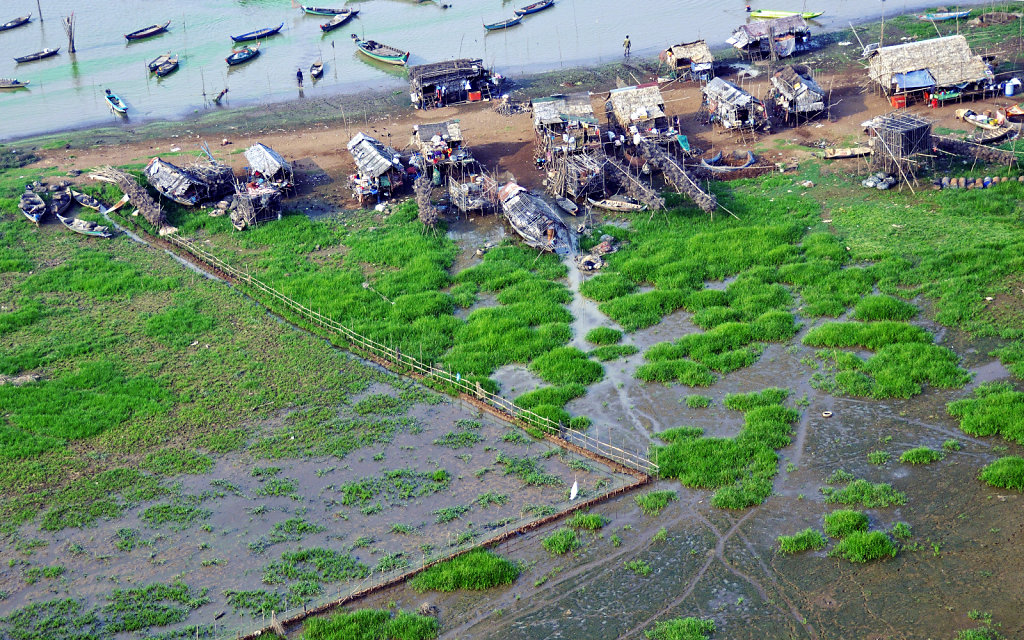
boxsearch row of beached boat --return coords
[485,0,555,31]
[18,186,113,237]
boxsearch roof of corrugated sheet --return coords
[702,77,755,107]
[771,64,824,99]
[734,15,808,38]
[414,120,462,143]
[244,143,291,177]
[531,92,597,126]
[867,35,992,88]
[347,132,403,178]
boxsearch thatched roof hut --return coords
[701,77,768,130]
[532,92,602,155]
[606,83,669,136]
[727,15,810,59]
[866,35,992,96]
[408,58,495,108]
[660,40,715,80]
[347,133,404,179]
[770,64,826,117]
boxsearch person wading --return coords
[623,35,631,58]
[296,68,303,88]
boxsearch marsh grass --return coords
[301,608,438,640]
[141,449,213,476]
[338,469,450,507]
[823,479,906,508]
[644,617,716,640]
[566,512,607,530]
[589,344,639,361]
[684,395,711,409]
[529,347,604,385]
[409,550,519,592]
[867,451,891,465]
[776,528,827,555]
[978,457,1024,491]
[103,580,210,633]
[899,447,944,465]
[853,295,918,322]
[585,327,623,345]
[634,490,678,516]
[541,528,580,555]
[823,509,869,539]
[827,530,897,563]
[494,452,562,487]
[624,559,652,576]
[947,382,1024,445]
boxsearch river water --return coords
[0,0,980,140]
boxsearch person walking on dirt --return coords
[296,68,304,88]
[623,35,631,58]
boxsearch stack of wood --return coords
[603,156,665,210]
[414,175,440,228]
[636,140,718,213]
[89,166,176,235]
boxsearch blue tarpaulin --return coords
[893,69,936,90]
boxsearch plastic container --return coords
[468,91,482,102]
[890,95,907,108]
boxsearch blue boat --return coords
[484,15,523,30]
[918,10,970,21]
[230,23,284,43]
[514,0,554,16]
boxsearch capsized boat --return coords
[919,10,971,21]
[226,43,261,66]
[586,197,646,212]
[484,16,523,30]
[499,182,572,255]
[514,0,555,16]
[0,14,31,32]
[749,9,824,19]
[19,189,46,224]
[351,35,409,66]
[125,21,171,41]
[231,23,284,43]
[14,48,59,63]
[0,78,30,89]
[319,9,358,32]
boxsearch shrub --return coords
[979,456,1024,491]
[585,327,623,345]
[828,530,897,563]
[823,510,869,539]
[541,528,580,555]
[409,550,519,592]
[776,528,827,555]
[566,512,607,530]
[685,395,711,408]
[899,447,944,465]
[634,490,678,516]
[645,617,716,640]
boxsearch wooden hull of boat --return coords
[485,17,522,30]
[71,190,103,211]
[231,23,284,43]
[126,21,170,41]
[105,94,127,114]
[226,46,260,66]
[749,10,822,19]
[320,11,357,32]
[56,212,112,237]
[0,79,30,89]
[310,62,324,78]
[587,197,645,212]
[0,15,31,31]
[555,197,579,215]
[156,58,179,77]
[514,0,554,16]
[19,191,46,224]
[14,48,59,63]
[356,43,409,66]
[302,6,347,15]
[823,146,871,159]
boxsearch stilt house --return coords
[727,15,810,60]
[408,59,497,109]
[606,83,672,142]
[347,133,406,204]
[661,40,715,81]
[701,77,769,130]
[531,92,602,156]
[412,120,474,178]
[244,143,293,189]
[769,64,826,123]
[866,35,993,105]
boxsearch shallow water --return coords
[0,0,982,140]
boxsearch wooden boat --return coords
[155,55,179,77]
[226,43,260,66]
[1007,103,1024,118]
[749,9,823,19]
[301,5,347,15]
[15,48,59,64]
[351,35,409,66]
[310,60,324,79]
[484,16,523,30]
[57,210,113,238]
[822,146,871,159]
[125,21,171,41]
[231,23,284,43]
[919,10,970,21]
[956,108,1001,131]
[147,53,171,72]
[71,190,103,210]
[0,78,30,89]
[0,14,31,32]
[555,197,578,215]
[499,182,572,255]
[700,150,757,173]
[514,0,554,16]
[104,90,127,115]
[587,197,646,212]
[49,188,73,218]
[320,9,358,32]
[19,189,46,224]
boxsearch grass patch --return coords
[566,512,607,530]
[899,447,944,465]
[979,456,1024,491]
[634,490,678,516]
[645,617,716,640]
[777,528,827,555]
[624,559,652,576]
[433,431,485,449]
[338,469,450,507]
[852,295,918,321]
[142,503,212,528]
[263,547,369,586]
[528,347,604,385]
[585,327,623,345]
[891,522,912,540]
[867,451,890,465]
[103,580,210,633]
[301,609,438,640]
[141,449,213,476]
[494,452,562,486]
[823,479,906,508]
[409,550,519,592]
[684,395,711,408]
[225,589,285,616]
[947,382,1024,445]
[823,509,869,539]
[541,528,580,555]
[828,530,897,563]
[590,344,639,361]
[433,505,471,523]
[248,518,327,554]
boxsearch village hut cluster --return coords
[727,15,811,60]
[408,59,500,110]
[865,35,994,107]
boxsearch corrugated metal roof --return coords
[531,92,597,127]
[347,133,403,178]
[702,77,754,107]
[244,143,291,178]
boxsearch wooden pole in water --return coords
[36,0,42,21]
[62,13,75,53]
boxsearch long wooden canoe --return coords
[749,9,823,19]
[125,21,171,41]
[352,35,409,66]
[0,14,31,32]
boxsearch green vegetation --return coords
[956,628,1003,640]
[589,344,639,361]
[263,547,369,598]
[947,382,1024,445]
[823,510,869,539]
[338,469,450,507]
[542,528,580,555]
[566,512,607,530]
[494,452,562,486]
[823,479,906,508]
[248,518,327,554]
[529,347,604,385]
[634,490,678,516]
[654,391,799,509]
[433,431,485,449]
[899,447,944,465]
[142,503,212,528]
[645,617,716,640]
[867,450,890,465]
[624,559,652,576]
[891,522,912,540]
[852,295,918,321]
[23,565,64,585]
[943,439,961,452]
[225,589,285,616]
[301,609,439,640]
[141,449,213,476]
[685,395,711,409]
[409,550,519,592]
[585,327,623,345]
[979,457,1024,491]
[828,531,897,563]
[433,505,471,523]
[776,528,827,555]
[254,477,298,497]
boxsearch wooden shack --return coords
[605,83,672,142]
[769,64,826,124]
[408,59,497,109]
[412,120,474,179]
[531,92,602,156]
[661,40,715,81]
[727,15,810,60]
[701,77,769,130]
[866,35,992,105]
[347,133,406,204]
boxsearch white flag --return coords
[569,480,578,501]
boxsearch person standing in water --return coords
[623,35,631,58]
[296,68,303,88]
